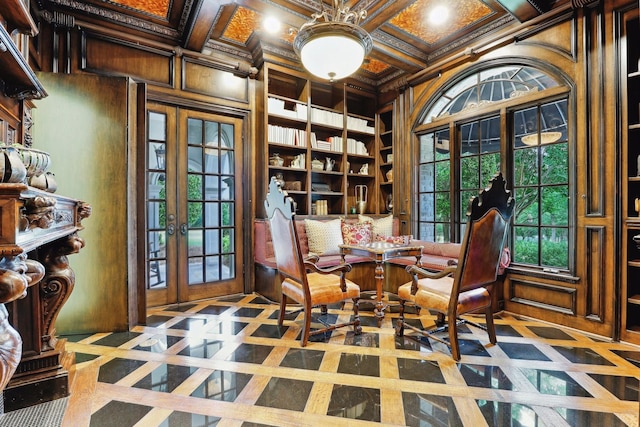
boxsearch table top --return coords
[339,242,424,258]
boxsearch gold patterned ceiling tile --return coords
[224,6,261,44]
[363,58,390,74]
[390,0,492,45]
[106,0,170,18]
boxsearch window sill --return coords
[505,266,579,284]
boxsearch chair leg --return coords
[278,294,287,326]
[301,302,312,347]
[320,305,328,315]
[485,306,497,345]
[352,298,362,335]
[396,298,406,336]
[448,314,461,361]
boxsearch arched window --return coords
[416,64,571,271]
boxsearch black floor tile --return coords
[169,317,209,331]
[527,325,576,340]
[328,384,380,422]
[477,400,539,426]
[338,353,379,377]
[196,305,231,315]
[279,348,325,371]
[207,320,248,335]
[458,364,514,390]
[231,307,265,318]
[92,332,142,348]
[553,345,615,365]
[397,358,445,383]
[177,338,224,358]
[134,335,183,353]
[75,352,100,363]
[520,368,592,397]
[343,331,379,347]
[133,363,197,392]
[144,315,174,327]
[89,400,152,427]
[403,392,462,427]
[587,373,639,401]
[254,377,313,412]
[98,358,147,384]
[191,370,252,401]
[499,342,551,361]
[251,324,288,338]
[555,408,629,426]
[494,324,522,337]
[226,343,273,364]
[159,411,221,426]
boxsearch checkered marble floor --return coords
[64,293,640,426]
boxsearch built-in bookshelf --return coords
[621,6,640,343]
[261,64,380,216]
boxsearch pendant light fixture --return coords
[293,0,373,81]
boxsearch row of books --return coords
[268,97,375,134]
[267,124,307,147]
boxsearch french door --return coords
[145,104,244,306]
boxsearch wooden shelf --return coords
[0,0,37,36]
[0,25,46,99]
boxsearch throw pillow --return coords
[341,219,373,246]
[358,214,394,237]
[304,218,344,255]
[375,234,413,245]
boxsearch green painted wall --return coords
[33,72,130,334]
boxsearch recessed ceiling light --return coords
[263,16,281,34]
[429,5,450,25]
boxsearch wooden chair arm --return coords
[304,261,353,275]
[406,264,457,279]
[304,254,320,263]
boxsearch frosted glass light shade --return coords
[294,22,372,81]
[300,34,365,80]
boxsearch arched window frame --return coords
[413,61,575,274]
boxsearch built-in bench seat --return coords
[253,217,505,302]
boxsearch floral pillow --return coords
[358,214,394,237]
[375,234,413,245]
[341,220,373,246]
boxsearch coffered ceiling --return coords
[36,0,565,87]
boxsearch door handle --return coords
[167,223,176,235]
[180,223,187,235]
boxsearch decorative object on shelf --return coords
[637,154,640,177]
[0,145,27,183]
[315,200,328,215]
[636,198,640,216]
[311,158,324,170]
[386,169,393,182]
[290,154,305,168]
[284,181,301,191]
[292,0,373,81]
[359,163,368,174]
[633,234,640,248]
[387,153,393,163]
[29,172,57,193]
[269,153,284,167]
[386,193,393,213]
[311,183,331,192]
[355,184,367,214]
[325,157,335,171]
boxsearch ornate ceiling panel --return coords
[37,0,570,88]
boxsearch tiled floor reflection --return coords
[64,293,640,426]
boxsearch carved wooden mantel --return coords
[0,183,90,411]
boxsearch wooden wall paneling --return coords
[181,57,248,102]
[585,226,606,322]
[80,32,174,87]
[508,278,577,315]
